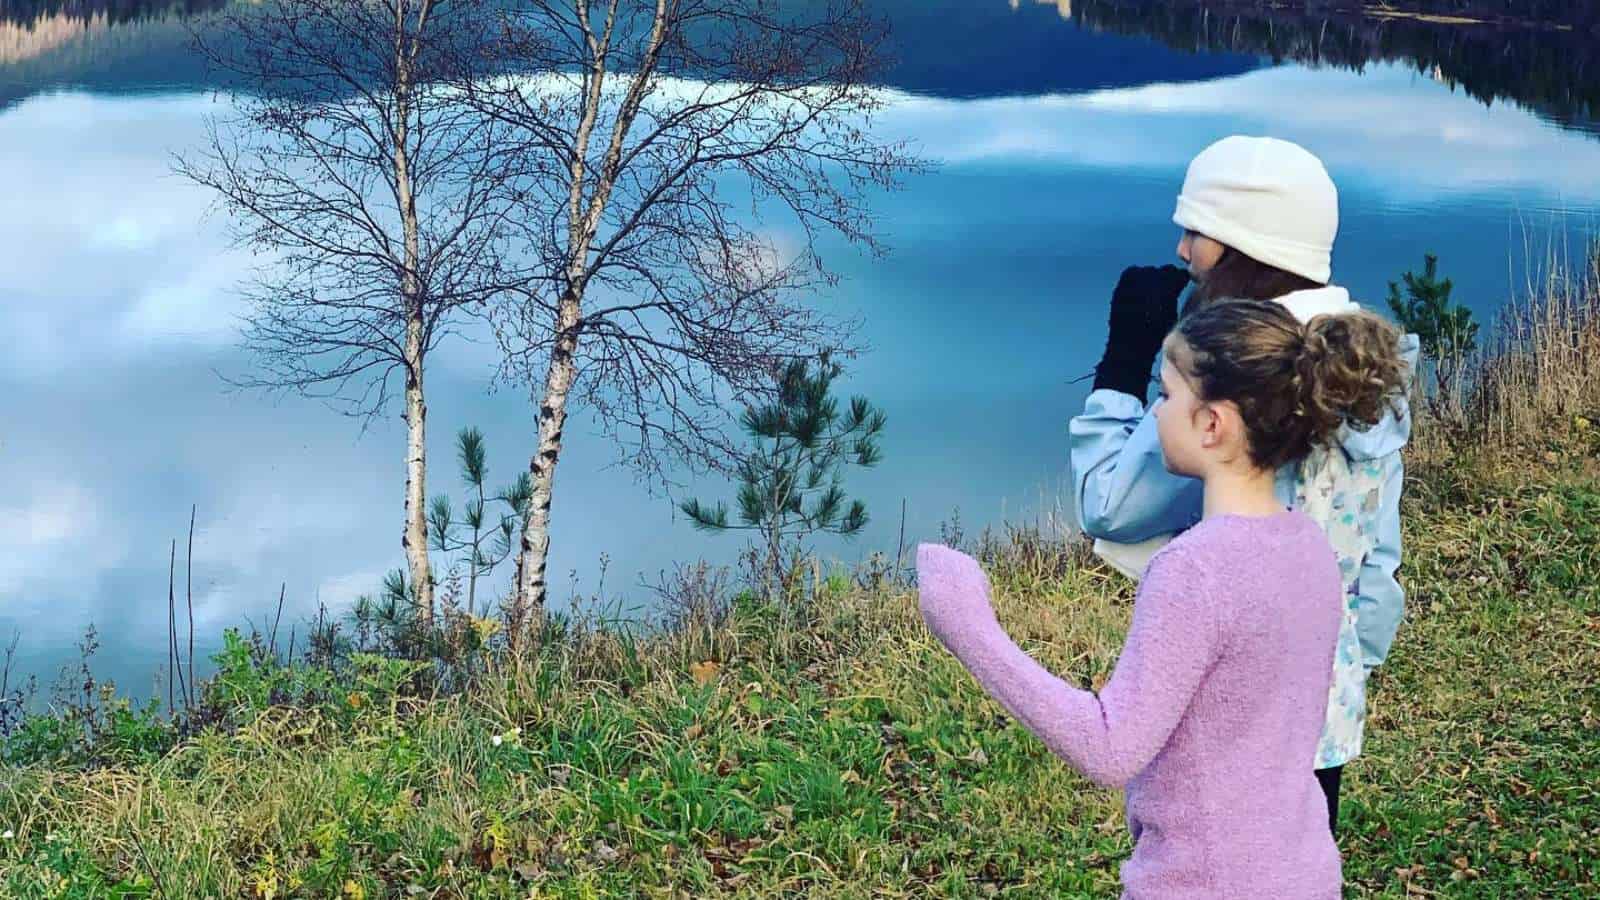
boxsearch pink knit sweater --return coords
[917,511,1343,898]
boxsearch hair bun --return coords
[1299,313,1406,437]
[1172,300,1408,470]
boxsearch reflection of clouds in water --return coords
[0,92,245,376]
[0,480,109,597]
[878,64,1600,198]
[0,368,391,639]
[6,70,1598,376]
[2,68,1599,690]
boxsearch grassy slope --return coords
[2,443,1597,898]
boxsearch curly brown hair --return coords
[1165,299,1408,470]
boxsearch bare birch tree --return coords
[465,0,924,629]
[178,0,515,624]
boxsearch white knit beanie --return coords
[1172,136,1339,285]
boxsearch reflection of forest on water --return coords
[2,0,1598,135]
[11,0,1596,139]
[1076,0,1600,137]
[1,0,222,26]
[0,0,219,79]
[0,0,220,68]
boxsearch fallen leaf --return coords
[591,841,621,864]
[690,660,721,685]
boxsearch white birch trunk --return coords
[510,0,668,635]
[395,18,434,625]
[511,290,581,627]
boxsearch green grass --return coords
[2,448,1597,898]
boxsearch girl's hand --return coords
[916,543,1000,646]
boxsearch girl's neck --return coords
[1201,463,1285,520]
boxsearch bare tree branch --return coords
[469,0,928,623]
[179,0,518,623]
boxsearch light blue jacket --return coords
[1069,335,1420,675]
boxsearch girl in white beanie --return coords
[1069,135,1421,836]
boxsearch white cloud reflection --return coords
[0,92,244,376]
[2,61,1599,691]
[877,63,1600,199]
[4,64,1599,376]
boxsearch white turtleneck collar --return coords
[1275,285,1359,323]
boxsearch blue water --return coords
[4,3,1600,698]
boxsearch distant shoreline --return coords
[1091,1,1598,31]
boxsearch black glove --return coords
[1092,265,1191,399]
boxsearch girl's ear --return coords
[1197,402,1226,450]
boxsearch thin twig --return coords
[168,538,179,715]
[186,504,197,710]
[1,631,15,692]
[894,497,907,584]
[269,583,286,661]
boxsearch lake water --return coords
[5,1,1600,698]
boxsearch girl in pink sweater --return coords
[918,299,1407,898]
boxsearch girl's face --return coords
[1177,230,1226,281]
[1154,350,1210,478]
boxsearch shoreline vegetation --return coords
[0,247,1596,895]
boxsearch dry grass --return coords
[1410,240,1600,463]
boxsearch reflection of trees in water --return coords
[1,0,222,26]
[1075,0,1600,134]
[0,9,109,65]
[1010,0,1074,19]
[0,0,222,66]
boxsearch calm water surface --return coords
[4,0,1600,695]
